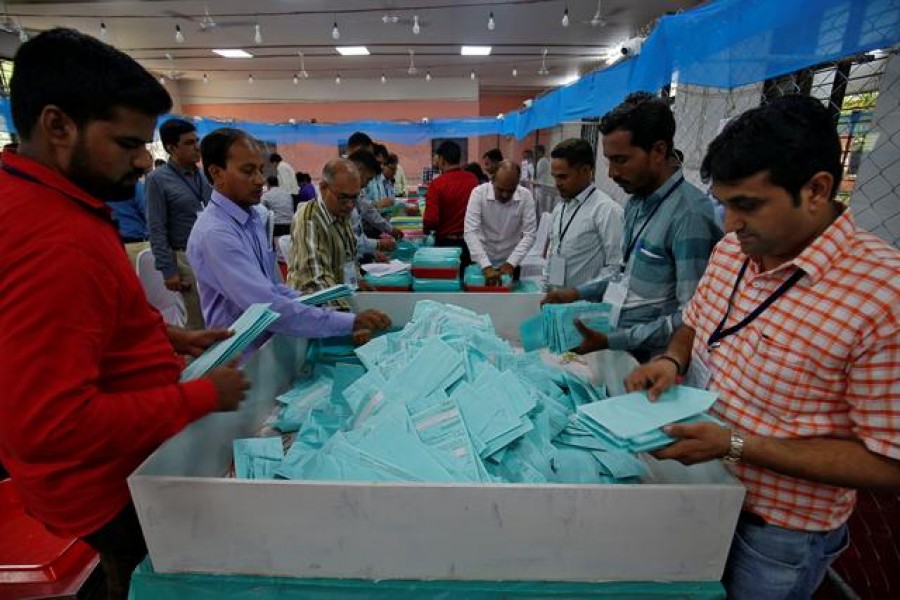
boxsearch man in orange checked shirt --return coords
[625,95,900,599]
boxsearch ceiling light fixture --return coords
[203,73,209,84]
[407,49,417,75]
[17,26,28,43]
[293,73,299,85]
[159,75,166,85]
[248,73,254,85]
[461,45,491,56]
[512,67,518,77]
[335,73,342,85]
[335,46,370,56]
[99,22,108,41]
[562,7,570,27]
[298,51,309,78]
[381,73,387,84]
[425,70,432,81]
[213,49,253,58]
[254,23,262,45]
[470,70,477,80]
[488,12,495,30]
[332,22,340,40]
[175,24,184,43]
[412,15,421,35]
[538,48,549,75]
[590,0,607,27]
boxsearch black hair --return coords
[154,158,166,167]
[159,118,196,152]
[599,91,676,156]
[483,148,503,163]
[266,175,279,187]
[385,153,399,166]
[550,138,595,169]
[463,162,489,184]
[436,140,462,165]
[295,171,312,185]
[11,28,172,140]
[701,95,843,204]
[199,127,252,184]
[269,153,282,163]
[372,143,389,159]
[348,131,373,149]
[348,149,379,175]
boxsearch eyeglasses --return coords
[324,183,358,205]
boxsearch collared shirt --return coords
[351,201,378,258]
[542,184,624,290]
[298,182,318,203]
[288,196,360,311]
[358,178,393,236]
[187,191,354,341]
[464,182,537,268]
[108,179,147,240]
[276,161,300,195]
[261,187,295,225]
[423,167,480,238]
[535,157,552,186]
[394,163,409,196]
[0,150,217,538]
[145,160,212,278]
[683,210,900,531]
[521,160,534,183]
[577,171,721,359]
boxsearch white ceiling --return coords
[3,0,702,92]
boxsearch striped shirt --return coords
[288,197,358,310]
[683,210,900,531]
[578,171,722,361]
[542,184,624,290]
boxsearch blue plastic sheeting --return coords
[128,559,726,599]
[1,0,897,143]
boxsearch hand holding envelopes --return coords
[297,284,355,306]
[180,303,280,381]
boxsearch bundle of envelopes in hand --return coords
[520,301,613,353]
[296,284,355,306]
[180,303,280,381]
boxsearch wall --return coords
[476,91,541,169]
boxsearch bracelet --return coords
[724,431,744,463]
[653,354,684,376]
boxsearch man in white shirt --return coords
[533,144,557,217]
[269,153,299,195]
[521,150,535,185]
[260,175,295,239]
[543,138,624,290]
[464,161,537,285]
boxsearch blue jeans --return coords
[723,512,849,600]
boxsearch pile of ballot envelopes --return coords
[232,301,719,485]
[520,301,613,354]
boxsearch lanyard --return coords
[622,177,684,266]
[707,258,805,349]
[556,187,596,253]
[168,163,205,205]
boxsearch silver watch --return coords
[723,431,744,463]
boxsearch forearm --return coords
[743,435,900,490]
[664,324,695,367]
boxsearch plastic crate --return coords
[410,267,459,280]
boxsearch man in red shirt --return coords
[423,140,479,269]
[0,29,248,600]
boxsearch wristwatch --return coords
[724,431,744,463]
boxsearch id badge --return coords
[548,254,566,287]
[602,276,629,328]
[342,259,359,290]
[684,348,713,390]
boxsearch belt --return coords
[121,236,148,244]
[740,510,768,527]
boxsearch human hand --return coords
[482,266,502,286]
[373,251,389,263]
[377,237,396,252]
[391,227,405,240]
[651,423,731,465]
[169,327,232,358]
[164,274,190,292]
[353,309,391,332]
[206,358,249,412]
[540,288,579,306]
[571,318,609,354]
[624,359,679,400]
[352,329,372,346]
[499,262,516,277]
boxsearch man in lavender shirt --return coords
[187,128,390,346]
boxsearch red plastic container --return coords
[0,480,99,599]
[410,266,459,280]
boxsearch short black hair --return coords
[159,118,196,152]
[199,127,253,184]
[11,28,171,140]
[600,91,676,156]
[551,138,595,169]
[269,153,282,163]
[372,143,389,159]
[483,148,503,163]
[348,131,373,149]
[348,149,379,175]
[295,171,311,185]
[154,158,166,167]
[385,153,399,167]
[463,162,488,183]
[266,175,279,187]
[701,95,843,203]
[436,140,463,165]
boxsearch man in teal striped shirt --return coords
[543,92,721,363]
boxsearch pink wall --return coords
[181,94,545,185]
[181,100,479,186]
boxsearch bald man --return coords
[464,160,537,285]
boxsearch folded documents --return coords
[413,278,462,292]
[180,303,280,381]
[297,284,355,306]
[541,302,612,353]
[361,260,411,278]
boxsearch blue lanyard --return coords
[556,187,596,253]
[167,163,205,205]
[622,177,684,266]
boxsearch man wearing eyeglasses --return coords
[288,158,374,310]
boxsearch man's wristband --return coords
[653,354,685,376]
